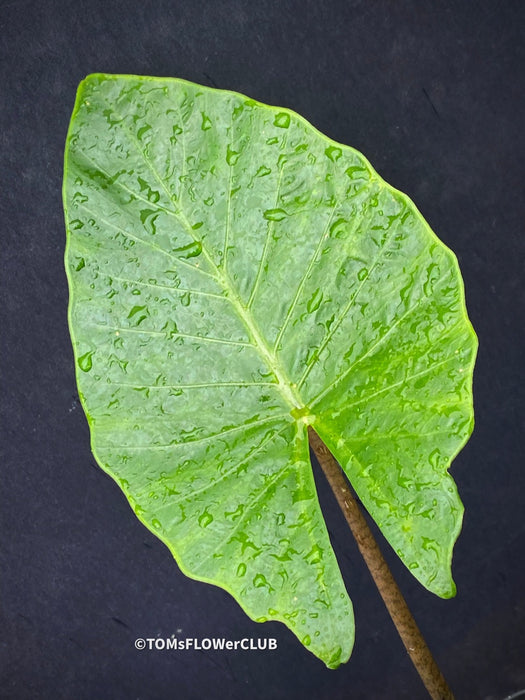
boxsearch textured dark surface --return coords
[1,1,524,698]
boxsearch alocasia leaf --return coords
[63,74,477,668]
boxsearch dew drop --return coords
[78,351,94,372]
[307,288,323,313]
[137,176,160,203]
[263,208,287,222]
[328,646,343,667]
[137,124,151,140]
[201,112,212,131]
[198,509,213,528]
[236,563,247,577]
[256,165,271,177]
[306,544,323,564]
[273,112,290,128]
[181,292,191,307]
[253,573,269,588]
[162,320,179,339]
[423,263,440,297]
[302,634,311,647]
[325,146,342,162]
[428,448,440,469]
[329,218,348,239]
[422,536,437,552]
[226,145,240,165]
[173,241,202,258]
[345,165,369,179]
[127,304,149,326]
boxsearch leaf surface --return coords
[64,74,477,667]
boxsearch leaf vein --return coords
[297,208,400,389]
[111,381,278,390]
[247,132,289,309]
[108,275,225,300]
[313,354,461,412]
[222,110,234,271]
[90,323,254,348]
[192,466,290,574]
[98,413,290,451]
[309,269,456,405]
[76,203,218,282]
[155,422,291,509]
[273,205,339,352]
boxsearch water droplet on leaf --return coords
[273,112,290,128]
[173,241,202,258]
[263,208,287,222]
[78,351,94,372]
[226,145,240,165]
[307,288,323,313]
[325,146,342,162]
[198,509,213,528]
[256,165,271,177]
[201,112,212,131]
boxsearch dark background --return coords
[1,1,524,698]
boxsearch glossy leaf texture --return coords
[63,74,477,668]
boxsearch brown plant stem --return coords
[308,426,454,700]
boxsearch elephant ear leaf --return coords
[63,74,477,668]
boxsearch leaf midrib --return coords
[97,92,303,413]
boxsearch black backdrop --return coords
[1,1,524,698]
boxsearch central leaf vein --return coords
[104,94,302,411]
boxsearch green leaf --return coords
[63,74,477,668]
